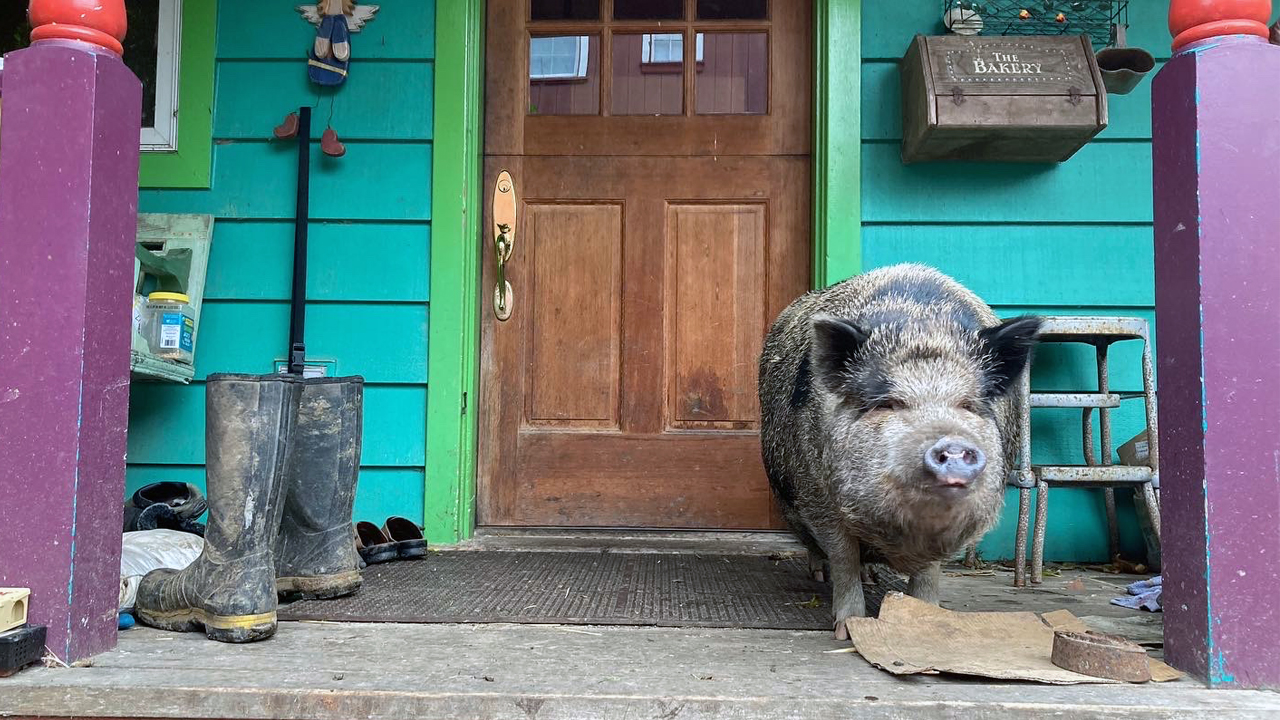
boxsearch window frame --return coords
[138,0,214,189]
[640,32,704,65]
[139,0,182,152]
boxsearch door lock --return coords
[492,171,517,321]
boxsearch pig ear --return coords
[978,315,1043,397]
[811,315,869,393]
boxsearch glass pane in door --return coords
[695,33,767,115]
[531,0,601,20]
[612,33,685,116]
[613,0,684,20]
[696,0,768,20]
[529,35,601,115]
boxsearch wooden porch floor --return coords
[3,547,1276,719]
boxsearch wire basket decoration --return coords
[941,0,1129,51]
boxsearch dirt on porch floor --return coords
[4,557,1277,720]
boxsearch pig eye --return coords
[868,398,904,412]
[961,400,985,415]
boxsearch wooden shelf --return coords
[130,351,195,384]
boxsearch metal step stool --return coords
[1010,316,1161,587]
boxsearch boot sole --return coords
[136,606,278,643]
[277,570,363,601]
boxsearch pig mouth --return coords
[916,471,980,501]
[929,481,974,501]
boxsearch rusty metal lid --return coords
[1051,630,1153,682]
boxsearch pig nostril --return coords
[925,439,986,481]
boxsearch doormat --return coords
[279,550,853,630]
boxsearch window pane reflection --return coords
[612,33,686,116]
[529,35,601,116]
[531,0,600,20]
[695,33,767,115]
[613,0,684,20]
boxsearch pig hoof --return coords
[808,556,829,583]
[834,619,851,641]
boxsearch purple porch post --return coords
[0,11,140,662]
[1151,20,1280,689]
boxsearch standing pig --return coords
[758,264,1041,637]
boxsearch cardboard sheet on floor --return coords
[844,593,1183,684]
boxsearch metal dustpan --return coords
[1096,24,1155,95]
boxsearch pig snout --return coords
[923,437,986,490]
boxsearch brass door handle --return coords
[492,171,516,321]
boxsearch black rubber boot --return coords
[275,376,365,601]
[134,373,302,643]
[123,481,208,535]
[133,502,207,536]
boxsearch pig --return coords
[757,263,1041,637]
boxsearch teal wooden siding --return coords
[128,0,434,528]
[862,1,1168,562]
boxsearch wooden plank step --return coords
[8,610,1279,720]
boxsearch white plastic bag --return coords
[119,529,204,612]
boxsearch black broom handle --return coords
[288,106,311,376]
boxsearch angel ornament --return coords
[276,1,378,156]
[299,0,378,87]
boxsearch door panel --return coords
[479,0,811,529]
[666,203,767,429]
[525,203,623,429]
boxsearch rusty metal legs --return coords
[1012,317,1162,587]
[1014,364,1035,587]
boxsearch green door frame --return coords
[426,0,862,543]
[812,0,863,287]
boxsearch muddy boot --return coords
[134,373,302,643]
[275,376,365,601]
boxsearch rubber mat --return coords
[278,550,847,629]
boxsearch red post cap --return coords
[28,0,128,57]
[1170,0,1273,51]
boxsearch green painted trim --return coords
[139,0,216,189]
[812,0,862,288]
[425,0,485,543]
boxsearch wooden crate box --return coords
[901,34,1108,163]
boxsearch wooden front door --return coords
[478,0,811,529]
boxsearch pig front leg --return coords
[906,561,942,605]
[829,537,866,641]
